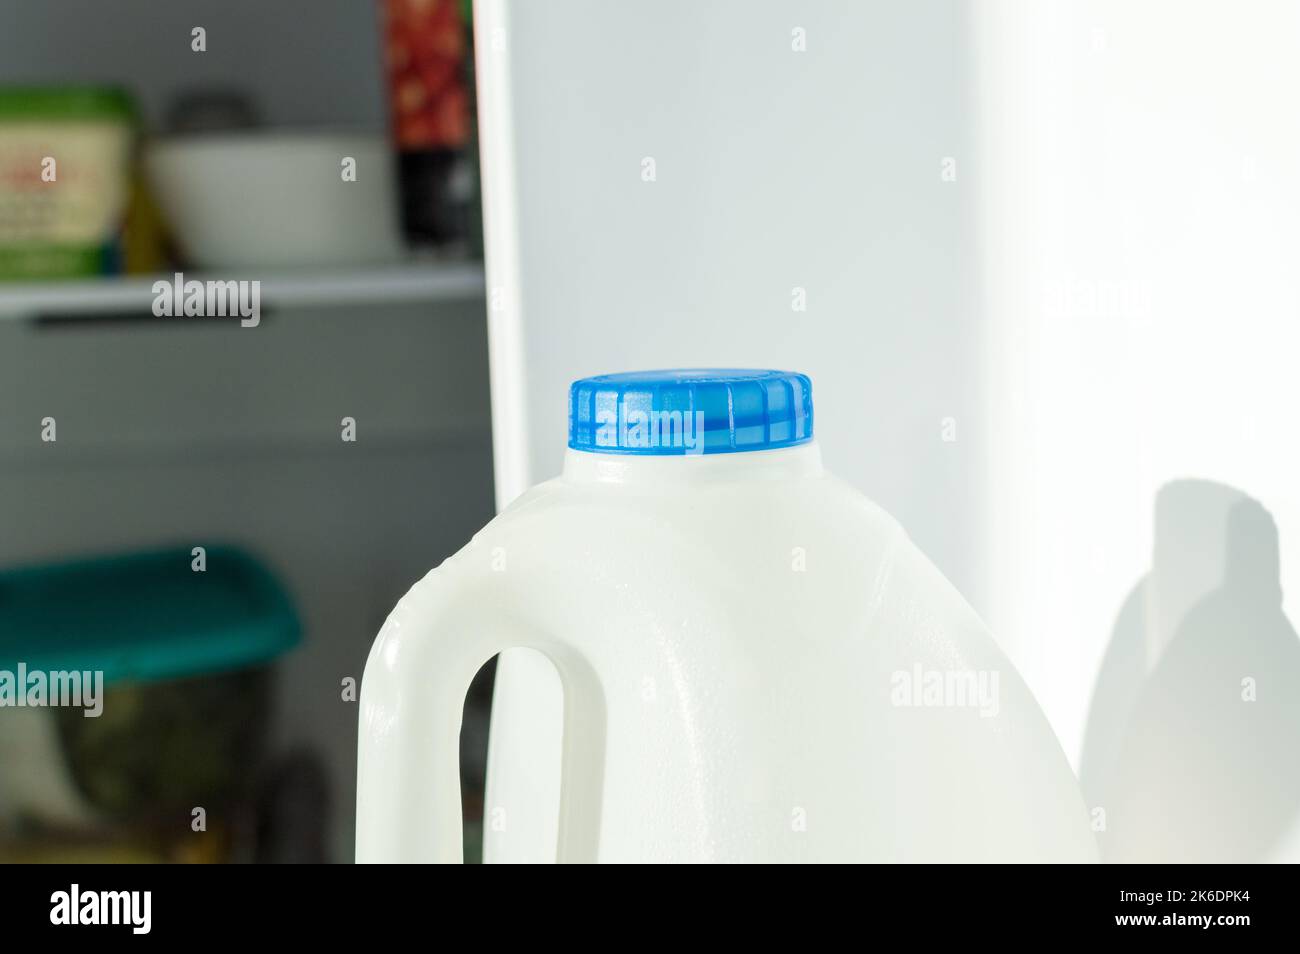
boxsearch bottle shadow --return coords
[1080,479,1300,862]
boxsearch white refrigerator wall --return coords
[481,0,981,595]
[476,0,983,862]
[481,0,1300,863]
[975,0,1300,773]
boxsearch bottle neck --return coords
[561,440,824,487]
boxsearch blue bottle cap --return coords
[568,369,813,455]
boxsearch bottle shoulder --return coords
[452,472,906,612]
[488,471,900,544]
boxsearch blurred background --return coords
[2,0,1298,863]
[0,0,495,863]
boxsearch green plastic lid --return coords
[0,546,299,685]
[0,86,137,122]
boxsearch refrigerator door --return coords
[474,0,980,862]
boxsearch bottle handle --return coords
[356,573,606,863]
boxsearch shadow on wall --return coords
[1081,479,1300,862]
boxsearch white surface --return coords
[472,0,1300,864]
[358,443,1096,862]
[477,0,976,566]
[474,0,531,513]
[973,0,1300,776]
[475,0,979,864]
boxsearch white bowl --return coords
[146,132,405,270]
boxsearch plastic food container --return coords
[0,87,136,279]
[0,546,299,860]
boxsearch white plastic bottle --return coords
[357,370,1097,863]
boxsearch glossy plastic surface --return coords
[568,369,813,455]
[357,441,1097,863]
